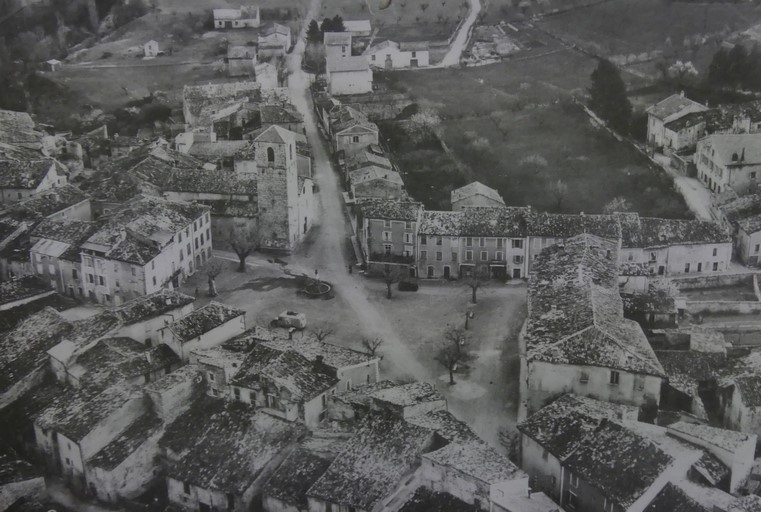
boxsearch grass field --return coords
[536,0,761,56]
[319,0,469,42]
[481,0,605,22]
[386,51,691,218]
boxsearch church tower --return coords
[254,125,299,251]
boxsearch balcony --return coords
[369,252,415,264]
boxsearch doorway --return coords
[443,266,450,279]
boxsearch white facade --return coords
[365,41,430,69]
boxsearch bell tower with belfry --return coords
[253,125,299,251]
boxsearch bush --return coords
[101,51,113,59]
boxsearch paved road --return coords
[437,0,482,67]
[285,0,428,381]
[652,153,715,221]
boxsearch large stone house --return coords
[326,56,373,96]
[520,234,666,419]
[162,302,246,362]
[697,133,761,195]
[646,93,708,150]
[0,159,67,205]
[450,181,505,211]
[257,23,291,59]
[323,31,352,62]
[213,6,260,29]
[357,200,422,277]
[719,194,761,264]
[329,105,379,158]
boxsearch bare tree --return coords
[362,337,384,357]
[549,179,568,212]
[464,263,489,304]
[229,224,258,273]
[204,260,223,297]
[434,327,475,385]
[310,325,334,342]
[383,266,399,299]
[602,196,633,214]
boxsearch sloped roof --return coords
[260,104,303,125]
[398,487,473,512]
[0,109,41,145]
[307,414,434,510]
[646,94,706,120]
[563,420,673,509]
[187,140,250,159]
[517,394,637,459]
[451,181,505,206]
[87,412,162,470]
[526,234,665,377]
[349,166,403,186]
[645,482,712,512]
[423,440,524,484]
[1,184,89,223]
[639,217,730,247]
[701,133,761,167]
[460,206,529,237]
[0,159,55,189]
[254,124,297,145]
[262,446,335,508]
[668,421,754,453]
[655,351,725,397]
[405,410,479,444]
[728,495,761,512]
[419,210,463,236]
[113,289,195,325]
[327,55,370,73]
[365,39,399,54]
[344,20,371,33]
[359,199,421,221]
[0,276,52,307]
[527,211,621,240]
[324,31,352,46]
[370,381,444,407]
[169,302,244,343]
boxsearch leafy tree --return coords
[320,17,333,33]
[306,19,322,44]
[726,44,748,87]
[229,224,258,272]
[434,327,476,385]
[331,14,345,32]
[589,58,632,134]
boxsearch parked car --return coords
[398,280,419,292]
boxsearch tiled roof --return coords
[331,106,377,134]
[405,410,479,443]
[187,141,251,159]
[700,133,761,167]
[737,213,761,235]
[398,487,474,512]
[262,446,334,508]
[237,349,338,401]
[1,185,89,223]
[527,211,621,239]
[251,330,376,369]
[646,94,706,120]
[0,308,72,394]
[418,210,463,236]
[668,421,754,453]
[460,206,529,237]
[35,384,138,441]
[87,412,162,470]
[31,219,97,262]
[254,124,297,145]
[163,398,304,493]
[451,181,505,205]
[0,159,56,189]
[655,351,725,396]
[526,234,665,377]
[330,380,397,407]
[0,276,52,307]
[424,440,524,484]
[349,167,403,186]
[639,217,730,247]
[729,495,761,512]
[229,343,282,388]
[307,414,434,510]
[359,199,421,221]
[324,32,352,46]
[370,381,444,407]
[113,289,195,325]
[0,109,41,145]
[563,419,673,509]
[169,302,244,343]
[183,81,261,124]
[517,394,636,459]
[227,46,256,59]
[260,104,303,125]
[664,109,712,132]
[645,482,712,512]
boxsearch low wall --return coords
[672,273,755,290]
[686,301,761,315]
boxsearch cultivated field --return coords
[319,0,468,42]
[481,0,605,21]
[536,0,761,56]
[386,50,691,217]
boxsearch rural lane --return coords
[437,0,482,67]
[284,5,429,382]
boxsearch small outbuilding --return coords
[143,40,159,58]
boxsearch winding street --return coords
[437,0,482,67]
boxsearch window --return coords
[385,244,392,255]
[384,220,391,228]
[195,238,199,249]
[152,276,157,286]
[566,490,578,510]
[352,136,359,143]
[98,276,104,286]
[72,269,78,279]
[436,237,442,246]
[436,251,442,261]
[420,235,427,245]
[511,239,523,249]
[420,250,427,260]
[383,231,391,241]
[227,493,235,512]
[466,250,473,261]
[466,237,473,247]
[180,251,184,261]
[628,253,634,261]
[569,474,579,487]
[609,370,620,385]
[752,172,757,179]
[208,372,215,382]
[411,51,417,57]
[713,248,718,257]
[495,251,503,261]
[151,261,155,270]
[497,238,503,248]
[513,255,524,264]
[579,371,589,383]
[267,147,275,162]
[404,233,412,243]
[131,267,136,276]
[371,54,376,61]
[713,262,719,271]
[187,243,191,254]
[756,244,760,253]
[698,262,702,272]
[480,251,488,261]
[684,263,690,273]
[206,228,210,240]
[650,252,657,262]
[451,252,458,262]
[200,233,204,244]
[234,388,241,400]
[178,232,182,242]
[479,237,485,247]
[183,482,190,495]
[88,274,94,283]
[105,294,110,303]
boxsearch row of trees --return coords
[306,15,346,44]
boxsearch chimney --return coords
[680,90,685,98]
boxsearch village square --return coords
[8,0,761,511]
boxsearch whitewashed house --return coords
[364,40,430,69]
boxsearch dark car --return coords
[398,280,419,292]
